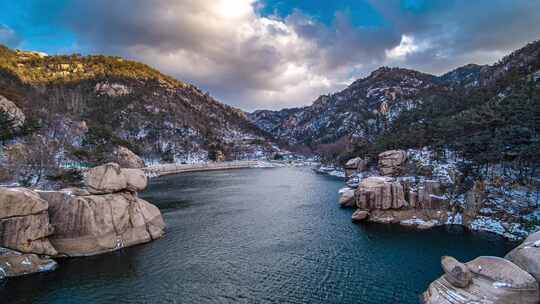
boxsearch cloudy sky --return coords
[1,0,540,111]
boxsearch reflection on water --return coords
[1,167,515,304]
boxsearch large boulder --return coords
[505,231,540,282]
[355,177,408,210]
[0,188,57,256]
[85,163,127,194]
[38,191,165,257]
[85,163,147,194]
[111,146,145,169]
[344,157,368,177]
[441,256,472,288]
[378,150,407,176]
[0,95,25,127]
[0,247,57,279]
[423,256,540,304]
[122,168,148,192]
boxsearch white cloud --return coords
[385,35,430,61]
[61,0,540,110]
[65,0,348,110]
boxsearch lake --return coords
[0,167,515,303]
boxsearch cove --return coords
[0,167,515,304]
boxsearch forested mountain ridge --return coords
[0,45,278,185]
[249,67,441,148]
[249,40,540,167]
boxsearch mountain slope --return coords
[0,45,276,170]
[249,40,540,161]
[249,67,445,147]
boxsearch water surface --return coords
[1,167,515,303]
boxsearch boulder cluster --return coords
[423,232,540,303]
[340,150,450,228]
[340,151,540,303]
[0,163,165,279]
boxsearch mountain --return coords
[439,63,485,87]
[0,45,278,180]
[249,41,540,163]
[249,67,444,147]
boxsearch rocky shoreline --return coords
[422,232,540,303]
[336,149,539,240]
[335,149,540,303]
[0,163,165,279]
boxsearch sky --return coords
[1,0,540,111]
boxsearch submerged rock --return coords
[423,256,540,304]
[0,247,57,279]
[0,187,57,256]
[38,191,165,257]
[505,231,540,282]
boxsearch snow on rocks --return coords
[423,256,540,304]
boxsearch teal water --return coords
[1,167,515,303]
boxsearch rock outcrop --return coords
[0,247,57,279]
[344,157,367,177]
[356,177,407,210]
[39,190,165,257]
[0,187,57,256]
[505,231,540,282]
[344,172,449,227]
[407,180,446,210]
[0,94,25,127]
[0,163,165,278]
[339,189,355,207]
[351,210,369,222]
[378,150,407,176]
[111,146,145,169]
[38,163,164,257]
[441,256,472,288]
[85,162,147,194]
[422,256,540,304]
[463,180,485,223]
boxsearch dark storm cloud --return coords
[51,0,540,110]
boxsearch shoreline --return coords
[143,160,319,178]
